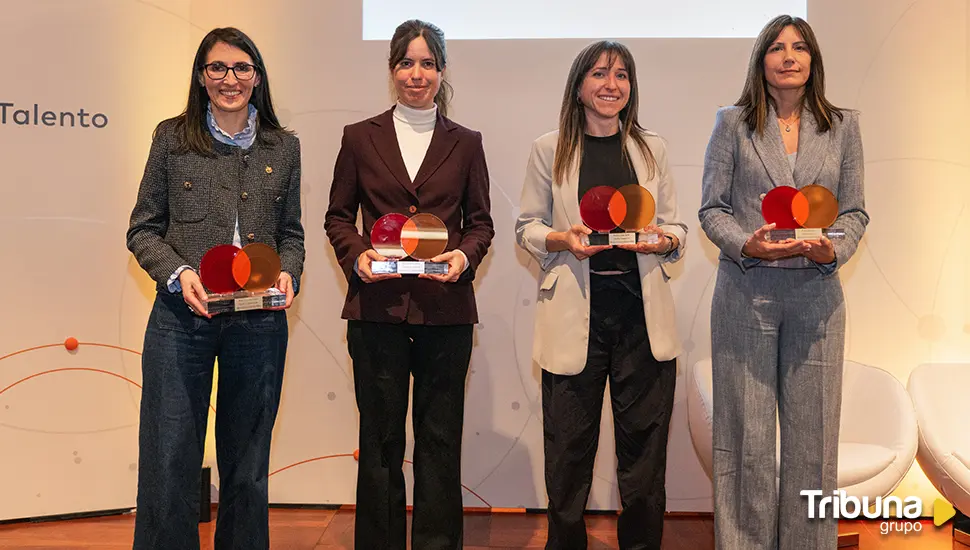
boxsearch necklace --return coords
[778,112,801,133]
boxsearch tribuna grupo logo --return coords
[1,102,108,128]
[801,490,939,536]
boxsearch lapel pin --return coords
[265,166,273,174]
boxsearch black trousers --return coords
[347,320,473,550]
[543,273,677,550]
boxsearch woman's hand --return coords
[741,223,811,261]
[267,272,295,310]
[802,236,836,264]
[356,250,403,283]
[546,224,612,260]
[615,224,677,255]
[179,269,212,318]
[419,250,466,283]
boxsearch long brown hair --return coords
[388,20,454,117]
[159,27,290,156]
[552,41,656,185]
[736,15,843,135]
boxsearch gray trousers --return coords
[711,261,845,550]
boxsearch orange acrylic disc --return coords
[607,190,628,227]
[791,191,810,227]
[800,184,839,228]
[401,213,448,260]
[234,243,280,291]
[615,184,656,231]
[232,249,252,288]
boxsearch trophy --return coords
[580,184,661,246]
[199,243,286,314]
[762,184,845,241]
[370,213,450,275]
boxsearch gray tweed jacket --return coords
[126,120,305,294]
[699,105,868,272]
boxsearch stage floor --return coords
[0,509,954,548]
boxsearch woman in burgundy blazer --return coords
[323,19,493,550]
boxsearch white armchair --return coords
[687,358,918,501]
[907,363,970,515]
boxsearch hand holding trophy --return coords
[762,184,845,241]
[199,243,286,315]
[580,184,661,246]
[369,212,451,275]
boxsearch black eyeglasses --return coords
[202,62,258,81]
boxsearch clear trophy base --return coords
[587,232,660,246]
[767,228,846,241]
[372,260,449,275]
[204,287,285,314]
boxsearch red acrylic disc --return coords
[371,213,409,258]
[761,186,802,230]
[580,186,620,232]
[199,244,241,294]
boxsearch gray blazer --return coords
[127,120,305,293]
[698,105,868,271]
[516,129,687,375]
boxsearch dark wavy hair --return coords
[158,27,290,155]
[736,15,844,135]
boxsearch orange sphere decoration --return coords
[353,449,360,461]
[64,337,79,351]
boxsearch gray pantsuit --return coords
[699,105,869,550]
[712,260,844,549]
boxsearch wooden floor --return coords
[0,508,959,549]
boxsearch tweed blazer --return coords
[126,119,305,294]
[515,129,687,376]
[698,105,868,272]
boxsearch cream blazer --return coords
[515,129,687,375]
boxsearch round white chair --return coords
[687,358,918,501]
[907,363,970,514]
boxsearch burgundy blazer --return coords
[324,107,494,325]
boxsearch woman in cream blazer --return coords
[515,40,686,550]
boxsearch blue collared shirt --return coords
[207,102,258,149]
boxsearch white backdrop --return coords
[0,0,968,521]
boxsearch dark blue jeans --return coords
[133,292,287,550]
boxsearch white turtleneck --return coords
[393,101,437,181]
[378,100,468,274]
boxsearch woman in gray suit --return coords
[516,41,686,550]
[126,27,304,550]
[698,15,868,550]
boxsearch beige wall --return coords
[0,0,967,520]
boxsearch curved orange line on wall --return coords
[2,344,493,507]
[0,343,65,362]
[267,454,492,508]
[0,368,143,396]
[0,343,216,414]
[404,459,492,508]
[268,453,357,477]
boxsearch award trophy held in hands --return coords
[580,184,661,246]
[762,184,845,241]
[199,243,286,315]
[370,212,450,275]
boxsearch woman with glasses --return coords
[324,19,493,550]
[126,27,304,549]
